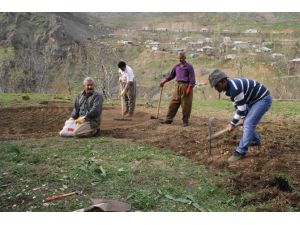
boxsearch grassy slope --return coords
[0,137,235,212]
[1,93,300,118]
[0,93,71,107]
[0,93,236,212]
[0,94,299,212]
[92,12,300,31]
[192,98,300,119]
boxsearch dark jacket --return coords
[71,91,103,129]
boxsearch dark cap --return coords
[208,69,228,87]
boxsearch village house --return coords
[245,29,259,34]
[271,53,284,58]
[200,27,209,32]
[156,28,168,31]
[118,40,133,45]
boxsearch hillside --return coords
[0,12,118,95]
[1,12,300,99]
[91,12,300,30]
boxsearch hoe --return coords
[207,117,243,155]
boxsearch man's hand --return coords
[186,85,192,95]
[119,89,126,97]
[160,79,167,87]
[75,116,85,125]
[227,123,235,132]
[239,118,245,126]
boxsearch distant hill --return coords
[90,12,300,30]
[1,12,300,97]
[0,12,114,94]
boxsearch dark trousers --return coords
[166,82,193,123]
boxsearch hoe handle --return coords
[208,128,229,140]
[207,121,244,141]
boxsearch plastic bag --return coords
[59,118,79,137]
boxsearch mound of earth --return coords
[0,102,299,211]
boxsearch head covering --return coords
[208,69,228,87]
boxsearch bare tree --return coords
[82,42,120,99]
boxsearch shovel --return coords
[74,198,131,212]
[114,84,132,121]
[44,189,81,202]
[150,87,163,119]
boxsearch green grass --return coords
[269,101,300,118]
[0,46,15,60]
[0,93,71,107]
[2,92,299,118]
[192,99,233,112]
[1,94,299,212]
[0,137,236,212]
[191,99,300,119]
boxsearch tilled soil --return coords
[1,102,299,211]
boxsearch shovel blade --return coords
[74,199,131,212]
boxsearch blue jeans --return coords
[236,95,272,155]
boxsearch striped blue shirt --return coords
[225,78,270,125]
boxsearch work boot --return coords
[160,119,172,124]
[94,128,101,137]
[228,151,246,162]
[249,141,261,146]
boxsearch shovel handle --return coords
[120,83,124,119]
[156,87,163,118]
[44,192,76,202]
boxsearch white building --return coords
[200,27,209,32]
[245,29,259,34]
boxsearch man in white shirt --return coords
[118,61,136,117]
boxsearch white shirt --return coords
[118,65,135,83]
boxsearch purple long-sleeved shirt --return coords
[165,62,196,87]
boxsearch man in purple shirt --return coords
[159,51,196,127]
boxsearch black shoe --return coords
[160,119,172,124]
[250,141,261,146]
[228,151,246,162]
[183,122,189,127]
[94,128,101,137]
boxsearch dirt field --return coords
[0,102,299,211]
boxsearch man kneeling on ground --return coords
[60,77,103,137]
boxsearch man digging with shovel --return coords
[118,61,136,117]
[208,69,272,162]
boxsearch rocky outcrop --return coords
[0,12,94,93]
